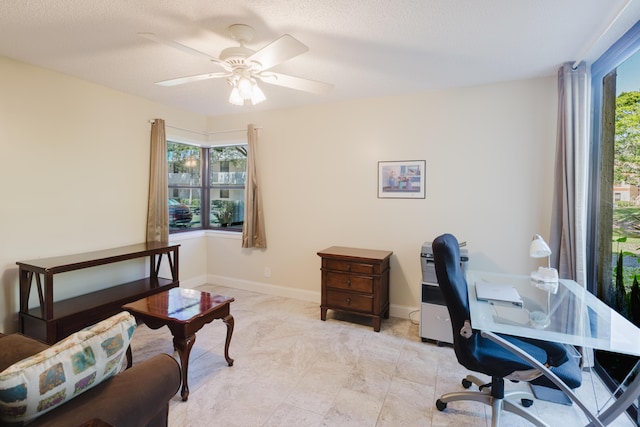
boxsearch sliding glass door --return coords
[589,20,640,425]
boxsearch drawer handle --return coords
[346,264,351,271]
[346,279,351,286]
[346,298,351,305]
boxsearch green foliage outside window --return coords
[614,91,640,185]
[611,91,640,326]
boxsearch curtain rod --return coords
[148,120,261,135]
[572,0,633,69]
[148,120,207,136]
[207,126,262,135]
[208,128,245,135]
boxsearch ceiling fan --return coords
[139,24,333,106]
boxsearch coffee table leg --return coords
[223,314,234,366]
[174,334,196,401]
[125,346,132,369]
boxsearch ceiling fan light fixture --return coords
[237,76,253,99]
[250,82,266,105]
[145,25,332,106]
[227,74,266,106]
[228,87,244,106]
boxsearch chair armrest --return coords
[0,334,50,371]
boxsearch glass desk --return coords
[468,271,640,426]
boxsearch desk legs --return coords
[593,367,640,426]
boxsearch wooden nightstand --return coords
[318,246,393,332]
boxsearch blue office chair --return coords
[432,233,582,427]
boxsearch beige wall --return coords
[0,56,208,332]
[0,53,558,333]
[204,77,558,317]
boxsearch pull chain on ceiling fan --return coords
[139,24,333,106]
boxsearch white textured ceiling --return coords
[1,0,639,116]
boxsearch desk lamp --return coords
[528,234,558,329]
[529,234,559,294]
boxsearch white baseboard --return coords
[179,275,208,290]
[188,274,419,321]
[390,304,420,322]
[207,274,320,303]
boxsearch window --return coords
[209,146,247,231]
[167,142,201,231]
[589,20,640,423]
[167,141,247,232]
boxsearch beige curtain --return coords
[550,63,590,286]
[146,119,169,243]
[242,124,267,248]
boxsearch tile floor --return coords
[128,284,636,426]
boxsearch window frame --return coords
[167,140,203,233]
[587,19,640,423]
[588,20,640,294]
[167,140,248,234]
[208,144,248,232]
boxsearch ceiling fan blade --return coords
[155,72,230,87]
[258,72,333,95]
[138,32,230,71]
[247,34,309,71]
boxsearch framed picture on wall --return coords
[378,160,426,199]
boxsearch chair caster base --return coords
[521,398,534,407]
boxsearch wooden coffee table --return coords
[122,287,235,401]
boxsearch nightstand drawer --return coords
[318,246,392,332]
[325,272,373,293]
[325,259,375,275]
[326,289,373,313]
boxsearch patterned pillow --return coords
[0,311,136,424]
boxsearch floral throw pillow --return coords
[0,311,136,424]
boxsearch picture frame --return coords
[378,160,426,199]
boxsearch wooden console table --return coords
[17,242,180,344]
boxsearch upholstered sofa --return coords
[0,313,181,427]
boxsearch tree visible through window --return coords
[594,47,640,418]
